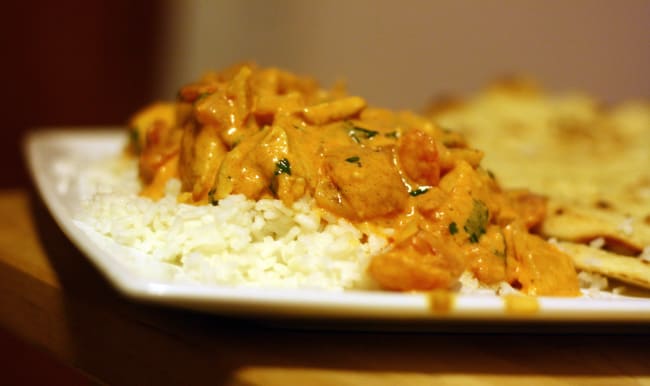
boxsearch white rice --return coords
[74,156,390,290]
[74,155,626,297]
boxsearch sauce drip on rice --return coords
[127,63,579,296]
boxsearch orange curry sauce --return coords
[128,63,579,296]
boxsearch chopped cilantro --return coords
[345,155,362,167]
[384,131,399,139]
[463,199,489,243]
[352,126,379,139]
[208,188,218,206]
[345,156,360,163]
[274,158,292,176]
[409,186,430,197]
[346,122,379,143]
[353,126,379,138]
[449,222,458,235]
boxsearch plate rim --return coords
[23,127,650,322]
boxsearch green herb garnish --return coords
[409,186,430,197]
[449,222,459,235]
[345,156,360,162]
[345,155,362,167]
[274,158,292,176]
[463,199,489,243]
[208,188,218,206]
[346,122,379,143]
[352,126,378,138]
[384,131,399,139]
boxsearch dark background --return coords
[3,0,649,189]
[1,0,163,188]
[1,1,163,382]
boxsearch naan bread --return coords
[543,197,650,254]
[427,78,650,289]
[557,241,650,290]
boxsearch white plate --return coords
[24,128,650,322]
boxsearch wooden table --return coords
[1,188,649,385]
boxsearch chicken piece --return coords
[398,129,440,186]
[504,223,580,296]
[178,122,228,202]
[368,228,464,291]
[212,126,311,204]
[212,127,273,200]
[134,106,181,186]
[501,189,548,229]
[462,225,508,285]
[303,96,367,125]
[127,102,176,155]
[140,154,179,200]
[192,66,257,148]
[315,145,408,220]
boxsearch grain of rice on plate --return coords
[75,63,589,295]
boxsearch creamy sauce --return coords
[127,64,580,296]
